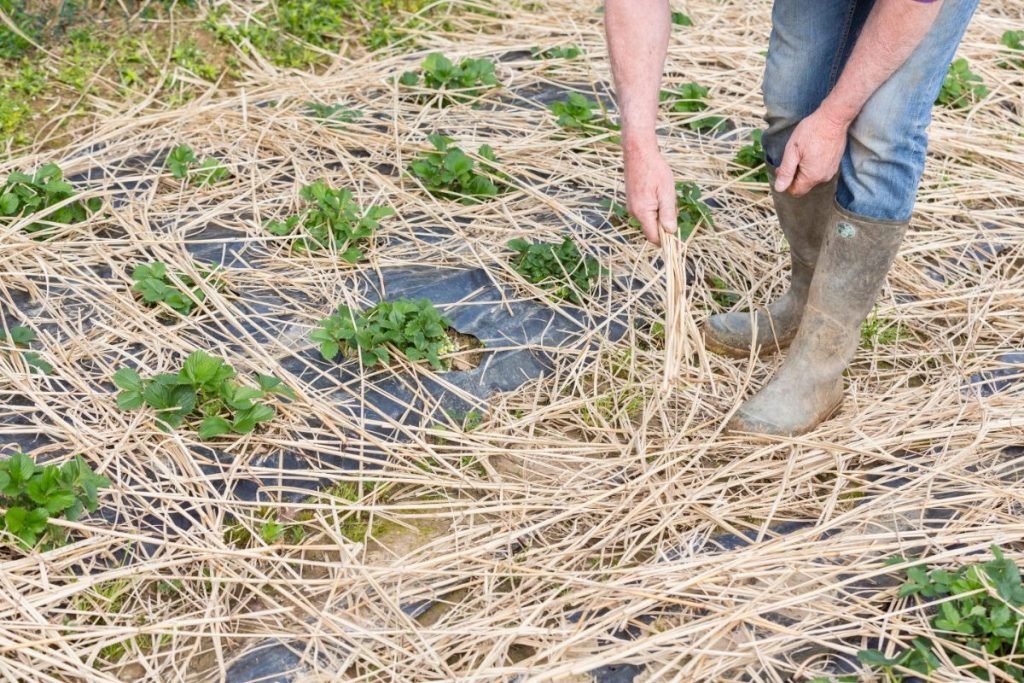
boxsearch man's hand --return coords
[774,107,850,197]
[624,143,677,246]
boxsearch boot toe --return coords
[726,380,845,438]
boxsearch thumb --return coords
[774,142,800,193]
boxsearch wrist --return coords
[817,96,857,129]
[621,129,659,157]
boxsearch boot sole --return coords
[725,394,845,440]
[702,327,796,360]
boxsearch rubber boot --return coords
[703,167,837,358]
[726,202,909,437]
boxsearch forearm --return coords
[604,0,671,153]
[820,0,943,126]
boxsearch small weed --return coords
[1,163,101,238]
[548,92,620,139]
[399,52,499,106]
[113,350,294,439]
[675,181,714,239]
[708,275,740,308]
[936,58,988,109]
[671,11,692,27]
[860,312,901,347]
[1,325,52,374]
[507,235,606,305]
[660,83,726,133]
[304,101,361,128]
[130,262,225,317]
[312,298,456,370]
[0,452,108,549]
[858,546,1024,681]
[530,45,582,60]
[731,130,770,184]
[170,39,219,81]
[266,180,393,261]
[0,0,43,59]
[999,30,1024,69]
[407,134,509,204]
[165,145,231,187]
[224,508,304,548]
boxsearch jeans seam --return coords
[828,0,859,89]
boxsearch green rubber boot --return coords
[703,167,837,358]
[726,203,909,437]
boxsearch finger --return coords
[774,142,801,193]
[636,211,662,246]
[657,184,678,240]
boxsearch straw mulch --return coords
[1,1,1022,681]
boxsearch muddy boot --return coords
[726,203,909,437]
[702,167,837,358]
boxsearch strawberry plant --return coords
[731,130,769,184]
[166,144,232,187]
[549,92,620,139]
[660,83,726,133]
[304,101,360,128]
[312,298,457,370]
[1,325,52,375]
[675,181,714,239]
[131,261,225,317]
[999,30,1024,69]
[265,180,394,261]
[859,546,1024,681]
[113,350,294,439]
[0,452,109,549]
[530,45,582,60]
[506,235,606,305]
[407,134,508,204]
[398,53,500,106]
[0,162,101,237]
[936,58,988,109]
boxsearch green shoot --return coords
[506,235,606,305]
[130,262,225,317]
[165,144,232,187]
[731,129,770,184]
[530,45,582,60]
[548,92,620,139]
[1,325,52,375]
[399,53,500,106]
[660,83,726,133]
[266,181,394,261]
[936,58,988,109]
[113,350,294,439]
[312,298,456,370]
[407,134,508,204]
[1,163,101,237]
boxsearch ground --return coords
[1,1,1023,681]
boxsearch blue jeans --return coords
[761,0,978,221]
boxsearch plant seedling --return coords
[131,261,225,317]
[303,101,361,128]
[671,11,693,26]
[530,45,582,60]
[507,235,606,305]
[113,350,294,439]
[731,129,770,184]
[660,83,727,133]
[0,452,109,549]
[399,53,500,106]
[1,325,52,374]
[548,92,620,139]
[936,58,988,109]
[0,163,101,237]
[858,546,1024,681]
[675,181,714,239]
[312,298,457,370]
[407,134,508,204]
[266,180,393,261]
[165,144,232,187]
[999,30,1024,69]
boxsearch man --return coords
[605,0,978,437]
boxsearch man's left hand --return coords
[774,107,851,197]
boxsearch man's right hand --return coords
[624,143,677,247]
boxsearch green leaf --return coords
[198,416,232,440]
[112,368,143,392]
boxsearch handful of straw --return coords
[660,221,693,392]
